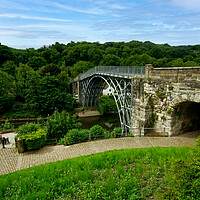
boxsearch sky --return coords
[1,0,200,49]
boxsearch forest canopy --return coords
[0,40,200,118]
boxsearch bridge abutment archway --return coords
[170,101,200,135]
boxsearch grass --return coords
[0,147,193,199]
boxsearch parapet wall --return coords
[145,64,200,83]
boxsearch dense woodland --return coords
[1,40,200,118]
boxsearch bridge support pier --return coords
[131,65,200,137]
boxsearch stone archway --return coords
[170,101,200,135]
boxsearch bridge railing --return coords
[74,66,145,81]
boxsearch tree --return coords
[37,75,76,115]
[149,47,165,59]
[184,61,197,67]
[0,70,14,96]
[28,56,46,70]
[1,61,17,77]
[168,58,184,67]
[0,70,15,113]
[71,61,94,78]
[100,54,121,66]
[39,64,61,77]
[0,45,15,65]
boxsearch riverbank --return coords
[75,108,101,117]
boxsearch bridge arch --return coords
[79,74,132,135]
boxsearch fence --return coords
[61,127,170,146]
[74,66,146,82]
[131,127,170,137]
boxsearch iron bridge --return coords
[73,66,145,135]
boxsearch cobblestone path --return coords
[0,131,199,175]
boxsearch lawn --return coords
[0,146,197,199]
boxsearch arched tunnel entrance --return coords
[171,101,200,135]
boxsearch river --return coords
[78,113,120,131]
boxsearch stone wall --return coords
[131,65,200,136]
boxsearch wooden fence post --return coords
[114,129,116,138]
[139,127,141,137]
[64,135,67,146]
[89,131,91,141]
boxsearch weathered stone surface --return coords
[131,65,200,136]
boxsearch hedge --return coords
[18,129,47,151]
[66,129,89,145]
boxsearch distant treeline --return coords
[0,40,200,118]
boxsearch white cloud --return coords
[0,13,71,22]
[171,0,200,11]
[49,2,107,15]
[0,29,23,36]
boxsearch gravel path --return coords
[0,131,199,175]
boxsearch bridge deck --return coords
[74,66,145,81]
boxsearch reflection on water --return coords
[78,113,120,131]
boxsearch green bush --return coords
[46,110,82,139]
[90,125,105,140]
[57,138,65,145]
[111,127,122,137]
[17,122,40,136]
[66,129,89,145]
[98,95,117,115]
[18,129,47,151]
[0,120,14,131]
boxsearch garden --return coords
[14,110,123,152]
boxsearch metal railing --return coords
[74,66,146,82]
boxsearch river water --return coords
[78,113,120,131]
[0,113,120,132]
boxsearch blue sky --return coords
[1,0,200,49]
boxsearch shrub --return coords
[66,129,89,145]
[17,123,40,136]
[111,127,122,138]
[57,138,65,145]
[18,129,47,151]
[46,110,82,139]
[0,120,14,131]
[90,125,105,140]
[98,95,117,115]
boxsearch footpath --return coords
[0,131,199,175]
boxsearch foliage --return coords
[0,147,191,199]
[0,70,15,97]
[0,120,14,131]
[71,61,94,78]
[149,113,158,127]
[17,122,40,136]
[90,125,105,140]
[161,146,200,199]
[66,129,89,145]
[37,75,75,115]
[98,95,117,115]
[0,96,15,114]
[18,129,47,151]
[57,138,65,145]
[1,40,200,118]
[46,110,81,139]
[111,127,122,137]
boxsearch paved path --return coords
[0,131,199,175]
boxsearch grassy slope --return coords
[0,147,191,200]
